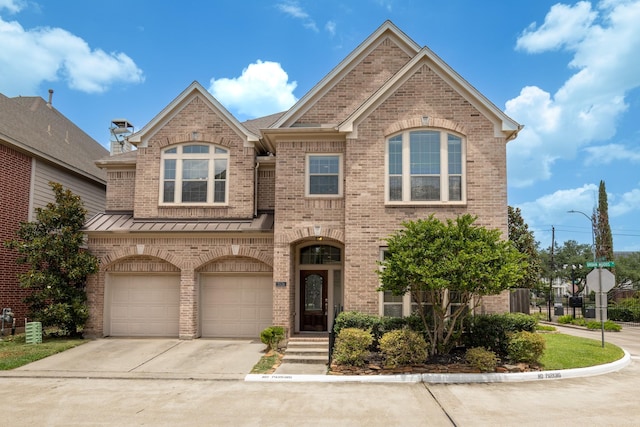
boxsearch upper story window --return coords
[386,130,464,204]
[161,144,229,205]
[306,154,343,197]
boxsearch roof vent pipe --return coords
[47,89,54,108]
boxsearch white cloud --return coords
[325,21,336,36]
[507,0,640,187]
[276,1,318,32]
[0,0,25,14]
[517,184,599,225]
[516,1,596,53]
[583,143,640,165]
[208,60,298,118]
[0,16,144,95]
[609,188,640,216]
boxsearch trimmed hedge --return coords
[333,311,425,344]
[464,313,537,356]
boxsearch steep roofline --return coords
[270,20,421,129]
[338,46,522,140]
[127,81,268,150]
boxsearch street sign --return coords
[586,268,616,293]
[586,261,615,268]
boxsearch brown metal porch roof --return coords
[83,213,273,233]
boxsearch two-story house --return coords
[83,21,521,339]
[0,91,108,328]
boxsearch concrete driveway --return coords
[8,338,266,380]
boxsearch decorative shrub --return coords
[333,312,427,349]
[586,320,622,331]
[608,304,640,323]
[465,347,498,372]
[260,326,285,351]
[334,311,382,336]
[379,329,428,367]
[464,313,538,356]
[571,318,587,326]
[332,328,373,366]
[507,331,546,364]
[557,315,573,324]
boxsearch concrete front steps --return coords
[281,335,329,365]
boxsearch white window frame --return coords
[159,143,229,206]
[305,153,343,197]
[385,129,465,205]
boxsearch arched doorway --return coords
[297,244,343,332]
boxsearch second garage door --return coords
[108,274,180,337]
[201,275,272,338]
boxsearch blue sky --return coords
[1,0,639,252]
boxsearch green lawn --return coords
[0,334,85,370]
[540,333,625,370]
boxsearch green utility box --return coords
[25,322,42,344]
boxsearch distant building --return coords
[0,91,107,328]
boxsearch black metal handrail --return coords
[328,305,343,366]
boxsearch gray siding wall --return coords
[31,159,106,220]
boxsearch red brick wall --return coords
[0,144,32,327]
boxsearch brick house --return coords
[84,21,521,339]
[0,91,108,328]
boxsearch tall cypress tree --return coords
[595,180,614,262]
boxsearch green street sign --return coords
[586,261,615,268]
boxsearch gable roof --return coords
[0,92,108,183]
[338,46,522,140]
[270,21,421,129]
[127,81,273,152]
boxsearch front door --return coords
[300,270,328,331]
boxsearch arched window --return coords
[160,144,229,204]
[386,130,464,204]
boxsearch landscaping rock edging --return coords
[245,349,630,383]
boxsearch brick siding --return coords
[0,144,32,326]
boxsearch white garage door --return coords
[201,275,272,338]
[108,275,180,337]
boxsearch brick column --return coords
[179,268,198,339]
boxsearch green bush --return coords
[586,320,622,331]
[333,312,427,348]
[464,313,538,356]
[507,331,546,364]
[465,347,498,372]
[260,326,285,351]
[332,328,373,366]
[608,306,640,322]
[379,329,428,367]
[571,318,587,326]
[557,315,573,324]
[334,311,382,336]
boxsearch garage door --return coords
[201,275,272,338]
[108,275,180,337]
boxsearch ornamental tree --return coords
[377,214,526,356]
[4,182,98,336]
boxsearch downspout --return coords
[254,160,260,218]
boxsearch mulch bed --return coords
[328,350,542,375]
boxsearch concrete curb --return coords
[245,349,631,384]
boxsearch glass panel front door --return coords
[300,270,328,331]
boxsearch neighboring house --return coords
[0,91,108,328]
[83,21,521,339]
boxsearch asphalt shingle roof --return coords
[0,93,108,183]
